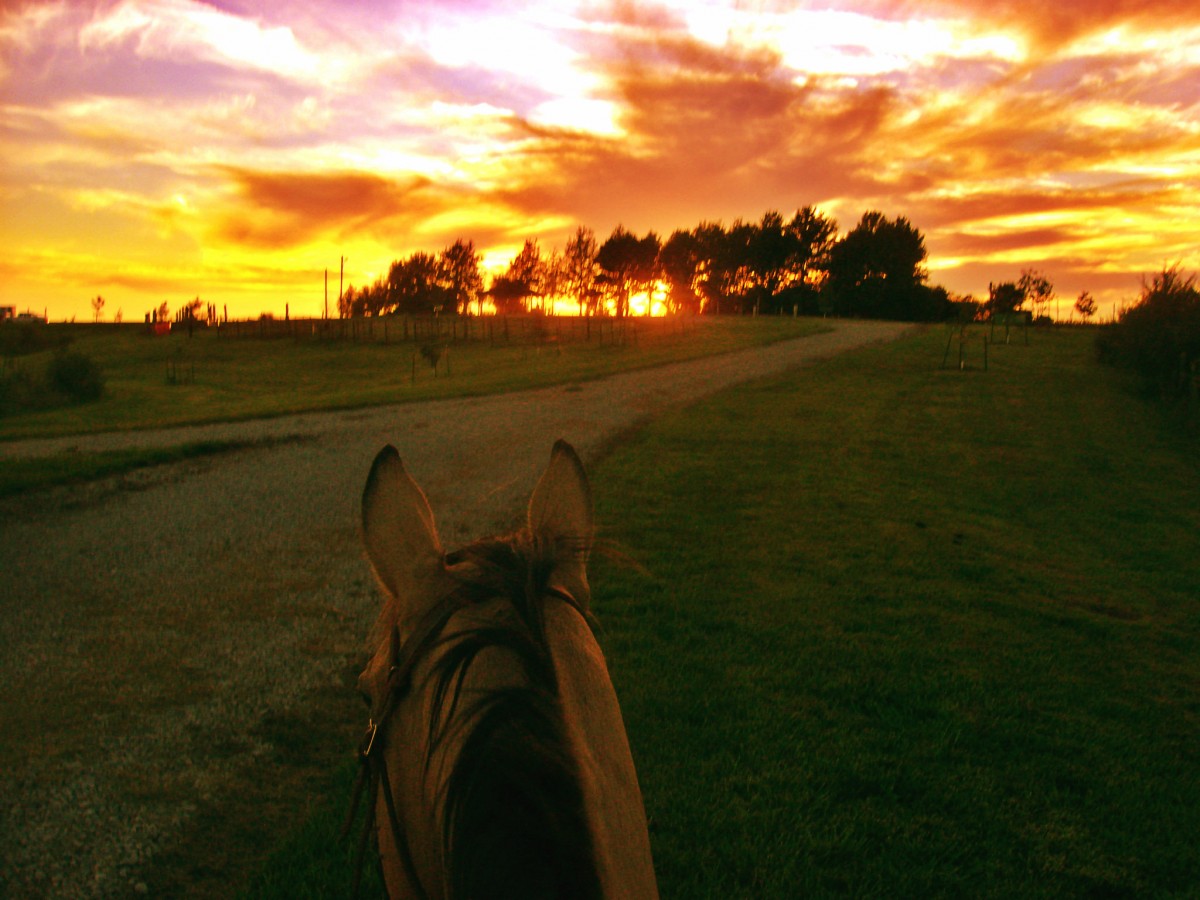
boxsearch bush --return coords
[0,321,64,358]
[1097,266,1200,398]
[47,351,105,403]
[0,367,26,414]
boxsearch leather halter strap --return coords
[344,583,586,899]
[345,590,469,900]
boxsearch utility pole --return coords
[339,256,345,317]
[325,268,329,319]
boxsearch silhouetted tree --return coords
[327,202,969,324]
[660,229,704,314]
[746,210,792,312]
[597,226,660,317]
[722,219,756,313]
[689,221,726,313]
[825,212,935,320]
[489,275,528,315]
[360,279,389,316]
[90,295,105,322]
[948,293,984,322]
[541,248,565,313]
[495,239,545,313]
[389,253,448,314]
[986,281,1026,318]
[563,227,598,315]
[339,283,357,318]
[441,239,483,315]
[631,232,661,314]
[743,207,838,315]
[690,220,757,314]
[1075,291,1097,322]
[180,297,204,336]
[780,206,838,314]
[596,227,637,316]
[1019,269,1054,322]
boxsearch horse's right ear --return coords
[528,440,593,606]
[361,446,444,599]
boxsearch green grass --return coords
[235,761,382,900]
[0,317,825,441]
[240,327,1199,897]
[595,326,1199,897]
[0,439,268,498]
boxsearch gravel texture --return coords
[0,321,908,898]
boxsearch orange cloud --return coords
[495,31,912,231]
[215,168,437,248]
[871,0,1200,46]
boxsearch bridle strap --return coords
[377,746,429,900]
[345,584,584,899]
[345,592,467,900]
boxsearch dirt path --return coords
[0,321,908,898]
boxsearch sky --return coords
[2,0,1198,322]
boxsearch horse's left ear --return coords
[362,445,445,604]
[528,440,593,606]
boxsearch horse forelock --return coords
[384,529,603,900]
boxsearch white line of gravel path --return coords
[0,321,909,899]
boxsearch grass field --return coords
[0,316,825,497]
[228,327,1199,896]
[596,326,1199,897]
[0,316,824,441]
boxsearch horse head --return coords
[354,441,657,899]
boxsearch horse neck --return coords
[542,601,660,900]
[384,597,605,900]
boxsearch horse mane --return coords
[423,532,603,900]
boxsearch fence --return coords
[214,314,697,347]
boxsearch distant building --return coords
[15,312,47,324]
[0,306,14,321]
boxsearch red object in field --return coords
[153,322,171,336]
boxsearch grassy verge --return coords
[244,326,1199,897]
[0,317,825,441]
[0,439,266,498]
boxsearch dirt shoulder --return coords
[0,320,909,898]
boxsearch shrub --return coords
[0,367,21,414]
[0,321,63,358]
[1097,266,1200,398]
[0,364,51,416]
[47,351,105,403]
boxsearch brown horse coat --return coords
[358,441,657,899]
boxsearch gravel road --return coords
[0,320,908,898]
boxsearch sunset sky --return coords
[2,0,1198,322]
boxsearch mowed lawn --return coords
[595,326,1199,897]
[244,325,1198,898]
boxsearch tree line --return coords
[338,208,971,322]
